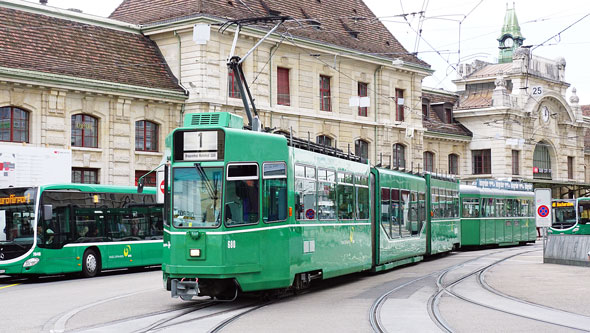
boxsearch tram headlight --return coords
[23,258,40,268]
[190,249,201,257]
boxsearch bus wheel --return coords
[82,249,100,278]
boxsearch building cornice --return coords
[0,67,187,102]
[142,16,434,76]
[0,0,141,34]
[423,130,472,142]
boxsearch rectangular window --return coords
[72,168,99,184]
[295,164,317,220]
[277,67,290,106]
[320,75,331,111]
[445,108,452,123]
[400,190,411,237]
[358,82,368,117]
[422,100,429,119]
[568,156,574,179]
[263,162,287,223]
[380,188,393,238]
[135,170,156,187]
[472,149,491,174]
[462,198,480,218]
[449,154,459,175]
[395,89,404,121]
[391,189,401,237]
[512,150,520,175]
[356,175,369,219]
[408,191,419,236]
[228,70,241,99]
[225,163,259,226]
[318,169,337,220]
[337,172,354,220]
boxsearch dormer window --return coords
[422,98,430,119]
[445,107,452,123]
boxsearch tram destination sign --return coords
[173,129,225,162]
[473,179,533,192]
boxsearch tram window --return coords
[337,172,354,220]
[505,199,514,217]
[399,190,411,237]
[481,198,495,217]
[381,188,393,238]
[225,179,259,226]
[441,189,448,218]
[408,192,419,235]
[418,192,426,230]
[263,162,287,223]
[461,198,480,218]
[318,169,336,220]
[295,164,317,220]
[453,191,460,218]
[496,199,505,217]
[432,188,439,219]
[520,200,529,217]
[391,189,401,237]
[356,175,370,220]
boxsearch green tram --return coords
[161,112,461,300]
[0,184,162,277]
[459,185,535,246]
[550,198,590,234]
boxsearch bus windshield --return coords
[0,187,37,261]
[578,201,590,225]
[173,167,222,228]
[552,201,576,229]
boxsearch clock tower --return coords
[498,3,525,63]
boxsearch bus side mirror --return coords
[137,178,144,194]
[43,205,53,221]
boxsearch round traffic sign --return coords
[538,205,549,218]
[305,209,315,220]
[160,180,165,194]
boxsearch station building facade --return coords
[0,0,588,197]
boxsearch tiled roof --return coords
[109,0,429,68]
[467,63,512,79]
[0,6,184,94]
[456,89,493,110]
[422,91,472,137]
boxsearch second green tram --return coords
[460,185,535,246]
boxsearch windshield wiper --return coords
[194,163,219,201]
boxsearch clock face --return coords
[504,37,514,48]
[541,106,550,123]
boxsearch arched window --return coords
[0,106,29,143]
[393,143,406,169]
[424,151,434,172]
[533,141,552,179]
[316,135,332,147]
[355,139,369,160]
[448,154,459,175]
[71,114,98,148]
[135,120,159,152]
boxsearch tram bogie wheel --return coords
[82,248,101,278]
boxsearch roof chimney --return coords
[40,0,48,4]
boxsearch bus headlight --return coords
[190,249,201,257]
[23,258,40,268]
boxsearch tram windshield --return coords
[552,201,576,230]
[0,187,37,260]
[172,167,222,228]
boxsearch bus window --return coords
[295,165,316,221]
[337,172,354,220]
[462,198,480,218]
[579,201,590,224]
[356,175,369,220]
[263,162,287,223]
[318,169,336,220]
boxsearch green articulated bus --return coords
[0,184,162,277]
[459,184,535,246]
[159,112,462,300]
[550,198,590,235]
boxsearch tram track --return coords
[428,245,590,332]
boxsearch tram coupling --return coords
[171,278,199,300]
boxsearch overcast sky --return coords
[25,0,590,105]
